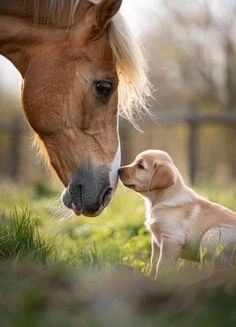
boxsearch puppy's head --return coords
[119,150,176,194]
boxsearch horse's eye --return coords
[93,80,114,102]
[137,162,145,170]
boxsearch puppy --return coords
[119,150,236,278]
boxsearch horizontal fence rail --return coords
[158,111,236,125]
[156,107,236,183]
[1,108,236,183]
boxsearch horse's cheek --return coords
[22,82,64,135]
[21,54,75,135]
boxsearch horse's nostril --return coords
[102,187,113,206]
[106,187,112,196]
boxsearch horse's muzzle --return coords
[61,165,114,217]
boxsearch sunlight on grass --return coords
[0,208,54,263]
[0,182,235,272]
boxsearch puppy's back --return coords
[197,197,236,230]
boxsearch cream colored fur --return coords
[119,150,236,279]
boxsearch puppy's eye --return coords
[93,80,114,102]
[137,162,145,170]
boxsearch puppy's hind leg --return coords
[200,227,235,267]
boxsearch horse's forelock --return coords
[35,0,152,127]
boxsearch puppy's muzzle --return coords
[118,167,129,180]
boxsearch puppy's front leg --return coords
[149,237,160,278]
[155,237,182,279]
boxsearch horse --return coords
[0,0,151,217]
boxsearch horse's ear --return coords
[86,0,122,32]
[149,164,175,191]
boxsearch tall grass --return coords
[0,208,54,264]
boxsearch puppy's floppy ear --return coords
[149,164,175,191]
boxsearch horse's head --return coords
[21,0,122,216]
[1,0,150,216]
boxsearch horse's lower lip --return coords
[71,189,113,217]
[102,188,113,206]
[72,206,103,218]
[71,203,83,216]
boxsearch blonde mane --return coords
[108,13,152,125]
[34,0,152,126]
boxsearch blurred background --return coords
[0,2,236,324]
[0,0,236,187]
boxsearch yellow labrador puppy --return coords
[119,150,236,278]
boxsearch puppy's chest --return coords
[146,208,187,244]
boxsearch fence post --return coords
[10,117,23,181]
[188,105,199,185]
[119,120,131,165]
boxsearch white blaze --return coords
[109,143,121,191]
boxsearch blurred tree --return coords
[145,0,236,112]
[143,0,236,179]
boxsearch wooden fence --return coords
[120,106,236,184]
[0,117,26,181]
[155,106,236,183]
[1,107,236,183]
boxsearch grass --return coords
[1,182,236,271]
[0,182,151,271]
[0,208,54,263]
[0,182,236,326]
